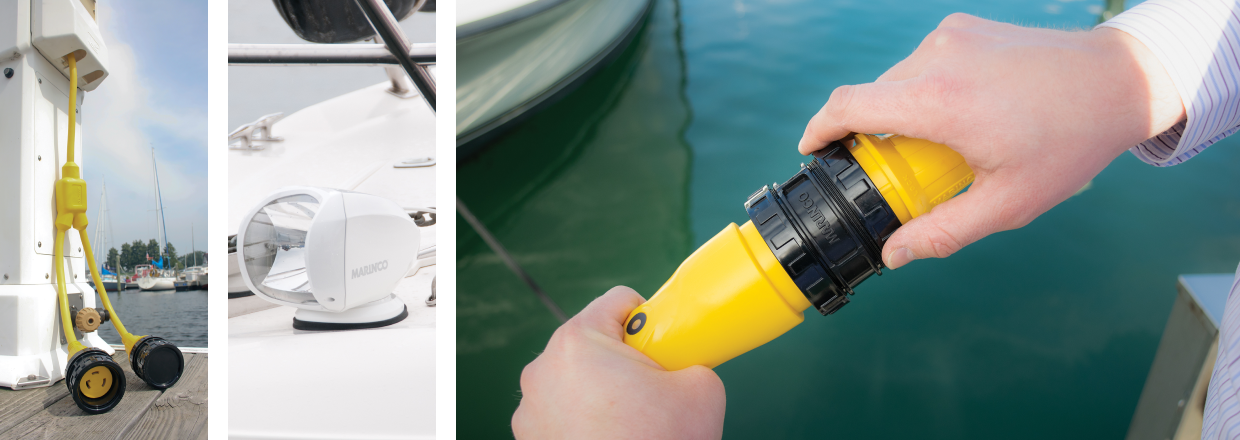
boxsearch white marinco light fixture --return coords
[236,187,420,330]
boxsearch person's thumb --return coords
[568,286,646,340]
[798,79,930,155]
[880,184,1017,269]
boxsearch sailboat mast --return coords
[92,180,105,268]
[151,147,170,268]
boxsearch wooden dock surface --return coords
[0,349,207,439]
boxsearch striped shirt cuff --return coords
[1097,0,1240,167]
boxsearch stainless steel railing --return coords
[227,0,436,111]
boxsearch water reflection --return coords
[456,0,693,437]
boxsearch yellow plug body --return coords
[623,134,974,370]
[849,134,975,224]
[55,163,88,229]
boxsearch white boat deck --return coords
[229,268,436,440]
[228,77,437,439]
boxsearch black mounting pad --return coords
[292,305,410,331]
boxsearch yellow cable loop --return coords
[54,232,85,354]
[80,228,143,351]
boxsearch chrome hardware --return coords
[353,0,435,110]
[226,0,436,112]
[395,157,436,168]
[407,208,437,227]
[426,277,436,308]
[228,113,285,150]
[13,374,50,390]
[227,43,434,65]
[373,35,421,99]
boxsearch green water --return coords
[456,0,1240,438]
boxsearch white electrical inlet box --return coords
[31,0,109,91]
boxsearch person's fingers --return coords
[661,366,727,439]
[567,286,646,340]
[879,14,999,84]
[797,79,922,155]
[936,12,987,30]
[880,183,1025,269]
[511,401,533,439]
[666,365,726,402]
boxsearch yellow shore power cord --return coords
[54,54,184,414]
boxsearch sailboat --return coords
[175,223,207,291]
[138,147,176,291]
[87,179,121,291]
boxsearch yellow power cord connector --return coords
[54,54,184,414]
[53,53,186,416]
[53,54,146,357]
[54,53,126,414]
[623,134,975,371]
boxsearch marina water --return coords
[95,289,208,348]
[457,0,1240,438]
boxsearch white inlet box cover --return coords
[31,0,110,91]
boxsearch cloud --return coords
[83,2,206,203]
[78,2,207,255]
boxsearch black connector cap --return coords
[744,140,900,315]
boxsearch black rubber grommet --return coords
[3,68,13,79]
[292,304,409,331]
[66,348,126,414]
[744,139,900,315]
[131,336,185,390]
[626,312,647,335]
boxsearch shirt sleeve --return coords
[1202,264,1240,440]
[1096,0,1240,167]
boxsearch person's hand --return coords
[512,286,726,440]
[799,13,1185,269]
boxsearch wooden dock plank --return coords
[0,351,202,440]
[121,353,208,440]
[0,380,71,435]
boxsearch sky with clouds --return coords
[82,1,207,260]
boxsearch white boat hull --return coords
[138,276,176,291]
[87,278,121,291]
[457,0,652,150]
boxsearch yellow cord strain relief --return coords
[622,221,809,370]
[846,134,975,224]
[66,54,76,163]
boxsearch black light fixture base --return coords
[293,305,409,331]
